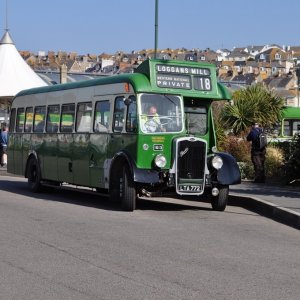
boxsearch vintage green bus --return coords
[8,59,240,211]
[269,106,300,142]
[279,107,300,139]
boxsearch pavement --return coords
[1,165,300,230]
[229,181,300,230]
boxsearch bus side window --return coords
[94,100,110,132]
[60,103,75,133]
[46,105,60,133]
[24,107,33,132]
[293,120,300,135]
[126,96,137,133]
[283,120,291,136]
[76,102,92,132]
[33,106,46,133]
[16,108,25,132]
[113,97,125,133]
[9,108,16,132]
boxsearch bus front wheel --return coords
[121,166,136,211]
[211,185,229,211]
[27,157,43,193]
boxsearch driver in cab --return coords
[141,105,165,133]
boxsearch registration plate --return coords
[178,185,202,192]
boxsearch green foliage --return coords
[284,134,300,182]
[211,101,227,149]
[221,84,285,135]
[221,136,285,180]
[212,84,286,181]
[265,146,285,179]
[221,135,251,162]
[237,162,254,180]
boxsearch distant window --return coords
[113,97,126,133]
[24,107,33,132]
[60,103,75,133]
[260,54,266,60]
[94,101,110,132]
[76,102,92,132]
[9,108,16,132]
[46,105,60,133]
[33,106,46,133]
[16,108,25,132]
[275,53,281,60]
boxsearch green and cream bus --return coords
[268,107,300,143]
[8,59,240,211]
[278,107,300,139]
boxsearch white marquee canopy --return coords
[0,30,47,98]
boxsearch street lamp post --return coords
[154,0,158,59]
[296,65,300,107]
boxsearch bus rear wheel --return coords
[120,165,136,211]
[211,185,229,211]
[27,157,43,193]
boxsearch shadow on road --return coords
[0,178,212,212]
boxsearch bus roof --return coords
[15,72,150,97]
[282,106,300,119]
[15,59,230,100]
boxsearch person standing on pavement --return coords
[247,122,266,183]
[0,123,8,167]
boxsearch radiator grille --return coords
[177,140,206,180]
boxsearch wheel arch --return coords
[215,152,241,185]
[109,151,134,189]
[24,151,40,178]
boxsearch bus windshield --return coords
[139,93,183,133]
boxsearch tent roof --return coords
[0,31,47,98]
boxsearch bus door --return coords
[14,108,25,175]
[58,103,75,184]
[106,95,137,172]
[106,96,127,168]
[7,108,17,174]
[89,99,110,188]
[72,102,93,186]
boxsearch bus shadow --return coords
[0,179,212,212]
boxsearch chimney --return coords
[60,64,68,84]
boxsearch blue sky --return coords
[2,0,300,54]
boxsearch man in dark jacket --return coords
[247,122,266,183]
[0,123,8,167]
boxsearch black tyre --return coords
[211,185,229,211]
[110,168,122,203]
[27,157,43,193]
[121,165,136,211]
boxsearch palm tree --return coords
[221,84,284,135]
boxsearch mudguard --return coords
[111,151,160,184]
[216,152,241,185]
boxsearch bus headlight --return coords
[212,155,223,170]
[154,154,167,168]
